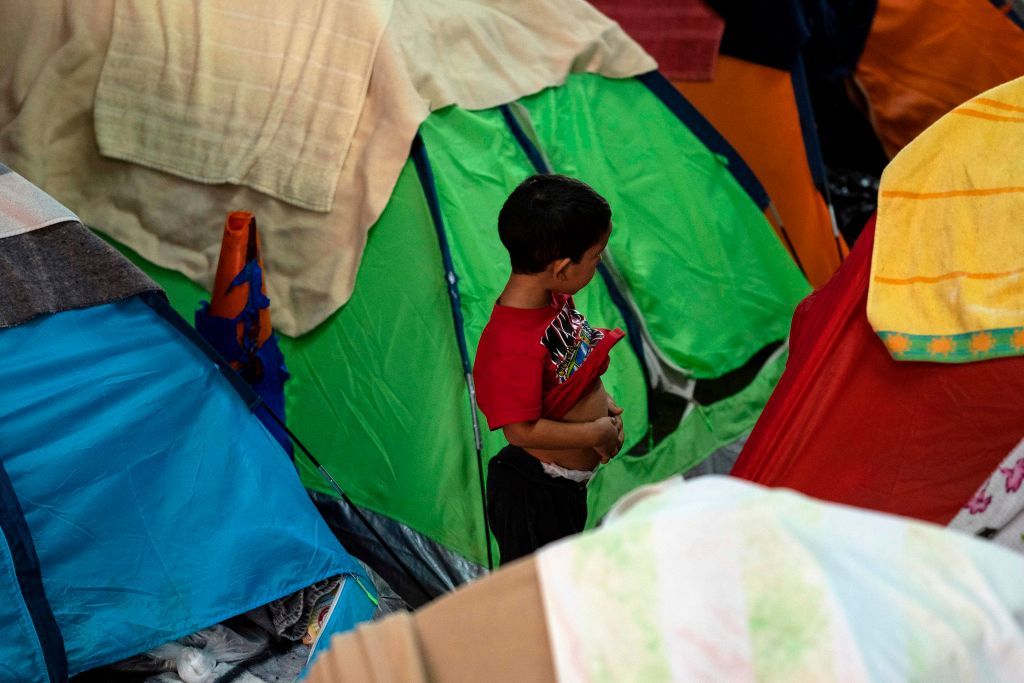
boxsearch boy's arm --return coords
[502,416,620,455]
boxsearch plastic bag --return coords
[109,622,270,678]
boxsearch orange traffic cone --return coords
[209,211,272,358]
[196,210,292,455]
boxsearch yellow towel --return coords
[94,0,393,213]
[868,75,1024,362]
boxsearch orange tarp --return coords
[675,56,846,288]
[855,0,1024,158]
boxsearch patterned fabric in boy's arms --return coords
[474,292,623,430]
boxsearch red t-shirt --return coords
[473,292,624,430]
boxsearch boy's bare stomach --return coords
[526,380,608,471]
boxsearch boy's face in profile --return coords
[553,222,612,295]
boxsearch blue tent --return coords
[0,165,376,682]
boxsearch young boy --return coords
[474,174,626,564]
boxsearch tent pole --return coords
[766,203,809,281]
[790,55,845,266]
[412,135,495,572]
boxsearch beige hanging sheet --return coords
[0,0,652,335]
[94,0,393,213]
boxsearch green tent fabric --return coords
[104,73,807,567]
[585,349,787,525]
[519,74,809,378]
[417,104,650,460]
[107,165,493,563]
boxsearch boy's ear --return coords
[550,257,573,281]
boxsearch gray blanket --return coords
[0,220,159,328]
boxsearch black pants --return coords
[486,445,588,565]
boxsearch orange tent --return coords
[676,56,847,288]
[593,0,847,288]
[854,0,1024,157]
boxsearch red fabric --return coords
[474,293,623,430]
[732,216,1024,524]
[590,0,724,81]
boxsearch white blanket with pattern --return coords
[538,477,1024,682]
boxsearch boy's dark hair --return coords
[498,174,611,274]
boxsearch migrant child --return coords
[473,174,626,564]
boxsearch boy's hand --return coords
[606,395,625,459]
[593,415,623,464]
[614,415,625,456]
[606,395,623,418]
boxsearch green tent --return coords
[106,72,808,568]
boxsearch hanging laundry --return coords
[94,0,394,213]
[0,0,654,334]
[868,76,1024,363]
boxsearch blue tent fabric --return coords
[0,295,375,679]
[0,462,65,683]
